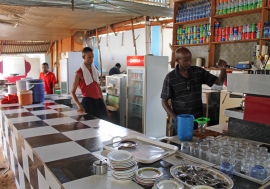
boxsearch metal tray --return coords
[102,135,178,164]
[170,164,234,189]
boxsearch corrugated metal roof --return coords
[0,41,51,54]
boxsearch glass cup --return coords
[229,139,239,147]
[259,147,268,154]
[239,141,249,148]
[246,152,255,162]
[199,141,210,149]
[210,149,220,164]
[190,143,199,157]
[206,136,216,147]
[217,138,228,146]
[198,123,206,133]
[248,143,260,150]
[255,155,267,166]
[233,154,245,172]
[234,147,247,154]
[250,165,267,180]
[199,146,210,161]
[181,142,190,154]
[220,162,233,178]
[220,152,232,164]
[241,160,254,176]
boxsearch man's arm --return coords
[214,59,228,85]
[161,99,176,120]
[71,73,85,113]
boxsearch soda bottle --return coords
[227,1,231,13]
[239,0,243,11]
[230,1,234,13]
[253,0,257,9]
[243,0,248,10]
[219,3,223,14]
[247,0,252,9]
[223,2,227,14]
[234,0,239,12]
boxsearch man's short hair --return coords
[42,62,49,67]
[82,47,93,55]
[115,63,121,68]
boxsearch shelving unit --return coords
[171,0,269,68]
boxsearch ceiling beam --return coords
[3,43,51,46]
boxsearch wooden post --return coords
[131,19,137,55]
[96,29,103,86]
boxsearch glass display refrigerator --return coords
[106,74,127,127]
[126,55,168,138]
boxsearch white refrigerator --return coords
[60,52,82,94]
[126,55,168,138]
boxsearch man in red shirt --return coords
[39,63,57,94]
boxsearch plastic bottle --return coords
[247,0,252,9]
[219,3,223,14]
[243,0,248,10]
[239,0,243,11]
[263,22,269,38]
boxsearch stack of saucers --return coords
[135,167,163,186]
[108,150,137,181]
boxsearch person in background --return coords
[71,47,108,120]
[161,47,227,130]
[109,63,121,75]
[39,62,57,94]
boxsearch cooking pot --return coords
[93,160,108,175]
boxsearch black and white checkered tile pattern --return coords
[0,101,173,189]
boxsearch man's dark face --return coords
[42,65,49,73]
[176,52,192,70]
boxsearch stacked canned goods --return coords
[214,21,261,42]
[216,0,263,15]
[176,24,210,45]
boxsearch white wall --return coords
[0,54,50,79]
[99,28,146,73]
[97,27,173,74]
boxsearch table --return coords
[0,101,268,189]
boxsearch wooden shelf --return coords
[211,39,260,44]
[213,8,262,19]
[261,38,270,40]
[174,43,209,47]
[264,6,270,10]
[174,0,191,3]
[174,18,209,26]
[205,67,249,71]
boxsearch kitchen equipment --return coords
[194,117,210,133]
[60,52,82,94]
[93,160,108,175]
[126,55,168,138]
[103,135,178,164]
[16,80,26,92]
[26,79,44,104]
[8,85,17,94]
[174,114,194,141]
[17,90,33,106]
[106,75,126,127]
[196,58,202,67]
[154,178,184,189]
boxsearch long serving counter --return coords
[0,101,268,189]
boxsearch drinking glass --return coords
[239,141,249,148]
[248,143,260,150]
[210,149,220,164]
[255,155,267,166]
[241,160,254,176]
[259,147,268,156]
[199,146,209,161]
[199,141,210,149]
[250,165,267,180]
[190,143,199,157]
[229,139,239,147]
[181,142,190,154]
[246,152,255,162]
[205,136,215,147]
[220,162,233,178]
[232,154,245,172]
[234,147,247,154]
[217,138,227,146]
[220,152,232,164]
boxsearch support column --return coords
[145,16,151,55]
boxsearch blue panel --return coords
[151,26,160,56]
[93,43,100,71]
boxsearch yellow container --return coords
[18,90,33,106]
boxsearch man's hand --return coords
[77,105,85,113]
[216,59,227,69]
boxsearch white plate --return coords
[155,178,184,189]
[191,186,215,189]
[108,150,132,162]
[136,167,163,179]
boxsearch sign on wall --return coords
[127,56,144,67]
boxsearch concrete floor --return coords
[0,149,16,189]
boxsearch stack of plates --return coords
[135,167,163,186]
[108,150,137,181]
[153,178,184,189]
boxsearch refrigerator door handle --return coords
[126,87,129,99]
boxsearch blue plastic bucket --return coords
[174,114,194,141]
[26,79,44,104]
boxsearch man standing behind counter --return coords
[109,63,121,75]
[161,47,227,129]
[39,62,57,94]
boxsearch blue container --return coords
[174,114,194,141]
[26,79,44,104]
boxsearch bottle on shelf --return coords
[263,22,270,38]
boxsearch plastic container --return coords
[16,80,27,92]
[174,114,194,141]
[18,90,33,106]
[26,79,44,104]
[8,85,17,94]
